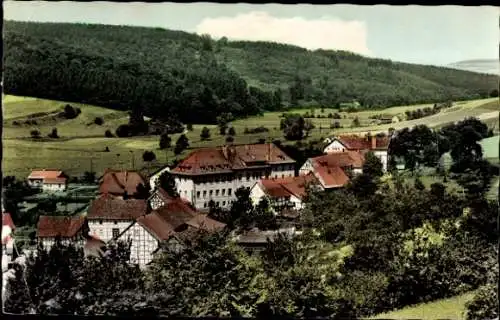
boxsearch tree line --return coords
[4,20,498,126]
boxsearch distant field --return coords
[480,135,499,165]
[371,291,476,320]
[2,94,499,178]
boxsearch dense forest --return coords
[3,21,498,124]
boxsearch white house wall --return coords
[299,159,315,176]
[117,223,158,267]
[249,183,268,208]
[323,140,348,154]
[149,167,170,190]
[88,220,134,243]
[42,183,67,192]
[373,150,388,172]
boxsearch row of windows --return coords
[197,188,232,199]
[203,200,231,208]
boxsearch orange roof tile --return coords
[99,170,147,196]
[260,173,318,200]
[137,212,177,241]
[335,135,390,150]
[171,143,295,175]
[2,213,15,230]
[312,151,365,169]
[186,214,226,232]
[37,216,87,238]
[313,166,350,188]
[28,170,67,183]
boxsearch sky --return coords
[4,1,499,66]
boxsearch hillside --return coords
[3,20,498,124]
[448,59,499,75]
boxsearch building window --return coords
[184,190,187,197]
[216,189,220,196]
[228,188,232,196]
[222,201,226,206]
[204,202,207,208]
[216,201,220,206]
[114,221,118,225]
[197,191,201,199]
[203,190,207,198]
[112,228,120,239]
[209,190,213,196]
[99,220,103,224]
[222,189,226,196]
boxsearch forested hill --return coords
[3,21,498,124]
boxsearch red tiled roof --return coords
[312,151,365,169]
[335,135,390,150]
[313,166,350,188]
[99,169,147,196]
[154,201,198,230]
[171,143,295,175]
[37,216,87,238]
[137,212,176,241]
[28,170,67,183]
[186,214,226,232]
[87,195,148,220]
[260,173,318,200]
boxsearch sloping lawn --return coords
[371,291,476,320]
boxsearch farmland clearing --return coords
[2,94,499,178]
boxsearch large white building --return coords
[168,143,296,211]
[323,135,390,172]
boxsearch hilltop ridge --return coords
[3,20,498,124]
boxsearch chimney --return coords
[371,135,377,150]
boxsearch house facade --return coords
[168,143,296,211]
[249,173,319,215]
[99,169,149,199]
[86,195,149,243]
[37,216,89,250]
[149,167,171,191]
[27,170,68,192]
[323,135,390,172]
[2,213,16,257]
[299,151,364,189]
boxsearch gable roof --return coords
[37,216,87,238]
[334,135,390,150]
[28,170,67,184]
[87,195,148,220]
[312,166,350,189]
[99,169,147,196]
[137,212,177,241]
[171,143,295,175]
[312,151,365,169]
[186,214,226,232]
[259,173,319,200]
[154,201,198,230]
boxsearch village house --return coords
[148,187,194,211]
[323,135,390,171]
[167,143,296,211]
[37,215,89,250]
[249,172,320,216]
[299,151,365,189]
[148,166,171,190]
[86,194,149,243]
[27,169,68,192]
[234,227,297,252]
[99,169,149,199]
[86,193,225,266]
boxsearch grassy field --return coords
[480,135,499,165]
[2,95,499,178]
[371,291,476,320]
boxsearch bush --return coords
[200,127,211,140]
[186,123,193,131]
[30,130,41,139]
[465,284,498,320]
[243,126,269,134]
[159,133,172,149]
[94,117,104,125]
[115,124,131,137]
[48,128,59,138]
[12,121,20,126]
[225,136,234,143]
[62,104,80,119]
[330,121,341,129]
[105,129,114,138]
[257,138,266,144]
[142,151,156,162]
[104,146,110,152]
[228,127,236,136]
